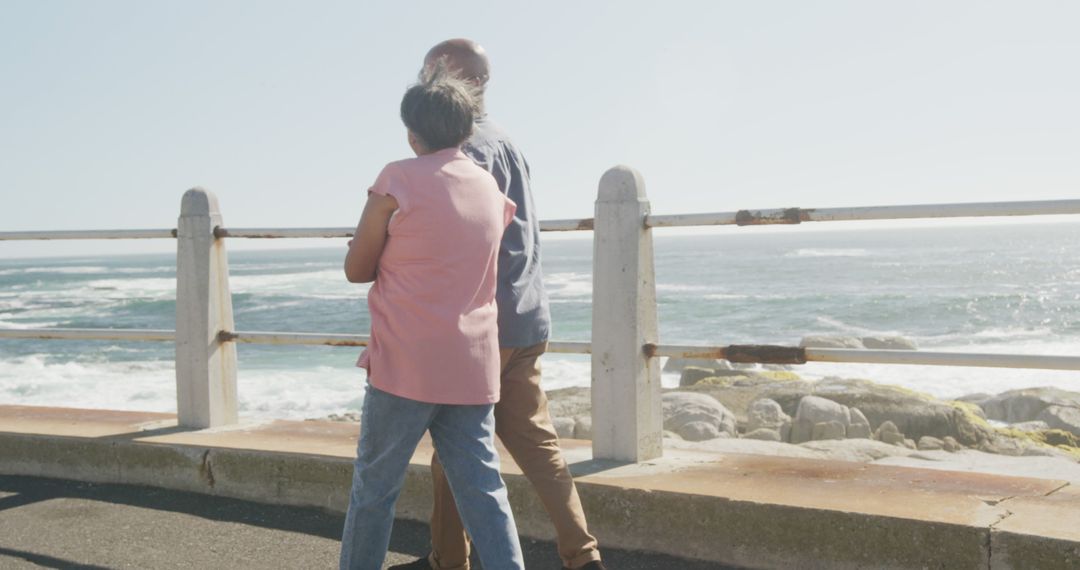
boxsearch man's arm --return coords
[344,193,398,283]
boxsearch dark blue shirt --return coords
[463,117,551,348]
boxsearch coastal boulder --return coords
[975,387,1080,423]
[573,415,593,440]
[545,387,591,421]
[662,392,737,441]
[791,396,850,443]
[680,375,815,427]
[679,366,714,387]
[746,399,791,433]
[861,336,918,350]
[1037,405,1080,438]
[875,421,906,446]
[812,421,846,441]
[664,357,733,374]
[743,428,782,442]
[1010,421,1051,432]
[794,395,851,426]
[848,408,872,439]
[552,417,575,439]
[917,436,944,451]
[743,398,792,442]
[800,378,966,444]
[799,336,864,349]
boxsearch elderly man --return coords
[390,39,606,570]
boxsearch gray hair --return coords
[400,62,480,151]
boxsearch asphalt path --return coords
[0,475,738,569]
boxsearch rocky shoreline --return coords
[315,336,1080,478]
[546,352,1080,466]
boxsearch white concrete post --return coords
[591,166,662,462]
[175,188,238,428]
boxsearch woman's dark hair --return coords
[400,62,480,151]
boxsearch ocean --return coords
[1,222,1078,420]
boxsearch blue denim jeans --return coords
[339,385,524,570]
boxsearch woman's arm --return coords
[344,193,398,283]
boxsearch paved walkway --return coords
[0,475,736,569]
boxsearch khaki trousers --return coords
[428,341,600,570]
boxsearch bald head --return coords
[423,38,490,89]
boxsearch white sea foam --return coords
[813,316,897,336]
[0,265,174,276]
[0,354,369,420]
[3,224,1078,420]
[657,283,716,294]
[0,355,177,413]
[917,327,1059,346]
[703,293,750,301]
[544,272,592,298]
[0,319,62,329]
[538,355,591,391]
[230,269,362,300]
[0,266,109,276]
[800,362,1080,402]
[237,365,366,419]
[233,261,337,272]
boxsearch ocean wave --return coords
[800,358,1080,401]
[0,319,63,329]
[231,261,338,272]
[0,354,369,420]
[657,283,716,294]
[536,355,591,391]
[83,277,176,297]
[234,300,307,314]
[917,327,1060,346]
[544,272,592,298]
[235,365,366,419]
[0,266,110,276]
[230,269,355,296]
[0,355,177,413]
[812,316,898,336]
[785,248,870,258]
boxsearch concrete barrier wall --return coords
[9,425,1078,569]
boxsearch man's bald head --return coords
[423,38,490,89]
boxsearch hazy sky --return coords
[2,1,1079,257]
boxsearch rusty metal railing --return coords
[2,198,1079,376]
[3,191,1079,459]
[8,198,1076,241]
[2,328,1078,373]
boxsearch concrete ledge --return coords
[2,405,1078,569]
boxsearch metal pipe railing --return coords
[224,331,594,354]
[5,199,1074,241]
[646,199,1080,228]
[2,188,1078,457]
[0,229,177,240]
[649,343,1080,371]
[3,328,1077,373]
[804,347,1080,372]
[0,328,175,342]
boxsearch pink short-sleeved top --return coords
[357,147,516,405]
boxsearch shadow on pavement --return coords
[0,475,741,569]
[0,546,113,570]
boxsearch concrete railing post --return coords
[591,166,662,462]
[175,188,238,428]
